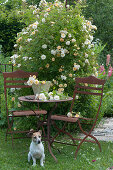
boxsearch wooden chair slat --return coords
[75,76,106,85]
[76,85,103,91]
[74,90,102,96]
[3,70,38,78]
[5,85,30,88]
[5,80,27,83]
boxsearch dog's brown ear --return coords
[27,129,34,137]
[38,130,42,135]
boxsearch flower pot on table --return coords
[32,81,51,95]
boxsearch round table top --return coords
[18,95,73,103]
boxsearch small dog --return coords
[28,130,45,167]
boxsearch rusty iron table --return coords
[18,95,73,162]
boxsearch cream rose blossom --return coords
[41,54,46,60]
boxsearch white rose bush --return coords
[8,0,104,130]
[10,0,99,96]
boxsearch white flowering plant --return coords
[35,90,69,101]
[10,0,100,96]
[67,111,82,118]
[8,0,105,128]
[27,75,47,86]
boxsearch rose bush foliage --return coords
[4,0,106,131]
[10,0,99,95]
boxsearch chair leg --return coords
[6,127,14,147]
[78,120,101,150]
[41,125,48,150]
[74,120,102,159]
[75,135,88,159]
[5,128,8,141]
[42,125,46,137]
[51,121,76,145]
[7,117,14,146]
[11,133,14,147]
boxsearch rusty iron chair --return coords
[50,75,106,159]
[3,70,47,145]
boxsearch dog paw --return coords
[28,158,31,163]
[40,163,44,167]
[32,163,36,167]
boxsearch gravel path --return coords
[79,117,113,141]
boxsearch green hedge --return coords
[83,0,113,64]
[0,0,38,57]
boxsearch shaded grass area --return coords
[0,129,113,170]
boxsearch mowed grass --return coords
[0,51,113,169]
[0,129,113,170]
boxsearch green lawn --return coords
[0,50,113,170]
[0,129,113,170]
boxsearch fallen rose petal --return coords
[92,160,96,162]
[109,167,113,170]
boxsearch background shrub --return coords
[100,91,113,117]
[83,0,113,65]
[0,0,107,129]
[26,0,55,6]
[12,1,100,88]
[97,53,113,117]
[0,0,57,57]
[0,0,38,57]
[10,0,103,123]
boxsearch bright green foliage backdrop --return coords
[83,0,113,64]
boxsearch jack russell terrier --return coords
[28,130,45,167]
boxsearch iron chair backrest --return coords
[3,70,38,119]
[70,76,106,120]
[0,63,13,73]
